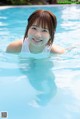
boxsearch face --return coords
[27,21,50,47]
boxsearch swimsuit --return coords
[21,38,51,54]
[21,38,51,59]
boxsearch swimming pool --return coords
[0,5,80,119]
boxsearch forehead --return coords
[32,19,49,28]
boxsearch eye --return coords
[31,26,37,30]
[42,29,49,32]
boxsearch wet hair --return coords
[24,10,57,46]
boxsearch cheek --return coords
[43,33,50,40]
[28,29,32,35]
[27,30,34,39]
[43,35,50,44]
[28,29,36,36]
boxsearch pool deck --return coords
[0,4,80,8]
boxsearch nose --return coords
[35,31,42,38]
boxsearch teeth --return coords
[33,38,42,42]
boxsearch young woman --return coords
[6,10,65,54]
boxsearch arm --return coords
[51,44,65,54]
[6,40,22,53]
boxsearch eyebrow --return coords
[32,25,48,30]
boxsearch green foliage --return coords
[1,0,80,5]
[58,0,80,4]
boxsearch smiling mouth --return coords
[32,38,42,43]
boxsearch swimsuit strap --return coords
[21,38,30,53]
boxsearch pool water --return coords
[0,5,80,119]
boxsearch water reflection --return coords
[61,5,80,30]
[55,5,80,51]
[19,57,57,106]
[62,5,80,20]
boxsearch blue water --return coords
[0,5,80,119]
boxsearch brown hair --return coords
[24,10,57,46]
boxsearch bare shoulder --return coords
[6,40,23,53]
[51,44,65,54]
